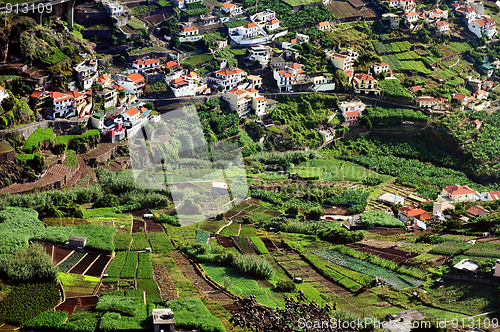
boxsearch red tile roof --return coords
[316,21,330,27]
[125,107,140,117]
[443,185,477,196]
[354,73,376,81]
[244,23,257,29]
[216,69,236,76]
[488,191,500,200]
[411,85,423,92]
[475,19,486,27]
[344,110,360,117]
[31,90,44,98]
[467,205,488,216]
[134,58,160,65]
[453,93,467,101]
[291,62,303,68]
[399,206,431,219]
[269,19,279,24]
[127,73,145,83]
[181,26,198,33]
[223,2,234,8]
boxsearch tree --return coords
[92,193,119,208]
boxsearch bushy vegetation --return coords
[160,298,226,332]
[106,251,127,278]
[114,231,132,251]
[23,127,54,153]
[0,281,60,325]
[319,227,364,244]
[32,224,116,254]
[22,310,68,329]
[0,243,58,282]
[379,79,414,100]
[196,229,210,245]
[0,207,43,255]
[361,210,405,227]
[365,106,428,124]
[62,312,102,332]
[130,233,150,251]
[233,254,275,279]
[137,252,154,279]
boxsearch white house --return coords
[273,70,293,92]
[224,88,267,117]
[311,75,335,92]
[371,62,390,75]
[102,0,124,16]
[352,73,381,96]
[326,49,358,72]
[50,90,90,119]
[132,58,161,71]
[456,6,477,23]
[114,73,146,96]
[280,33,309,50]
[398,206,432,222]
[339,100,366,126]
[222,2,242,15]
[228,22,268,45]
[469,16,497,38]
[415,96,437,108]
[173,0,202,9]
[437,184,480,203]
[209,68,246,92]
[179,26,203,43]
[316,21,331,31]
[266,19,280,31]
[404,11,419,23]
[433,20,450,34]
[169,72,207,98]
[74,58,98,90]
[481,191,500,201]
[248,45,270,66]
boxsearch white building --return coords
[223,88,267,117]
[173,0,202,9]
[352,73,381,96]
[404,11,419,23]
[273,70,293,92]
[113,73,146,96]
[121,107,148,137]
[311,75,335,92]
[169,72,207,97]
[179,26,203,43]
[280,33,309,50]
[316,21,331,31]
[371,62,390,75]
[433,20,450,34]
[74,58,98,90]
[339,100,365,126]
[415,96,438,109]
[228,22,268,45]
[469,16,497,38]
[456,6,477,23]
[266,19,280,31]
[132,58,161,71]
[326,49,358,72]
[248,45,271,66]
[437,184,480,203]
[102,0,124,16]
[50,90,89,118]
[209,68,246,92]
[251,9,280,31]
[222,2,242,15]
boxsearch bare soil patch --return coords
[347,243,419,263]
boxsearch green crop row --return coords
[137,252,154,279]
[249,236,269,254]
[130,233,150,251]
[149,232,174,253]
[120,251,138,279]
[106,251,127,278]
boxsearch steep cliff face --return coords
[0,16,95,64]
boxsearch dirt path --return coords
[448,57,460,69]
[216,220,233,235]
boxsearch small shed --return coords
[377,193,405,206]
[68,236,87,250]
[453,258,478,273]
[152,308,175,332]
[212,182,229,195]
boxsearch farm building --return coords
[212,182,229,195]
[453,258,479,273]
[466,205,489,218]
[68,236,87,250]
[437,185,480,203]
[377,193,404,206]
[398,206,432,223]
[152,308,175,332]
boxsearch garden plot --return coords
[57,251,87,273]
[216,235,236,248]
[59,272,99,297]
[273,250,352,296]
[85,255,112,278]
[261,238,279,251]
[132,219,145,233]
[69,253,99,274]
[313,249,423,290]
[231,236,256,254]
[347,244,419,263]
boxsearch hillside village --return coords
[3,0,500,330]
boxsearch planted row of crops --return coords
[464,242,500,258]
[314,250,423,290]
[378,79,414,100]
[105,251,127,278]
[130,233,150,251]
[400,60,433,74]
[232,236,256,254]
[137,252,154,279]
[372,40,394,54]
[250,236,269,254]
[390,41,412,52]
[120,251,139,278]
[331,245,427,279]
[396,51,421,60]
[382,55,403,70]
[149,232,174,253]
[366,106,428,123]
[361,210,405,227]
[196,230,210,245]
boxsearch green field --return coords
[299,159,392,182]
[281,0,321,6]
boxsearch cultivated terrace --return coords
[2,0,500,331]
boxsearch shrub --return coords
[0,281,60,325]
[154,213,180,226]
[319,227,364,244]
[233,255,275,279]
[0,207,43,255]
[276,280,296,292]
[0,243,58,282]
[99,312,121,332]
[22,310,68,329]
[360,210,405,228]
[62,312,102,332]
[92,193,119,208]
[160,298,226,332]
